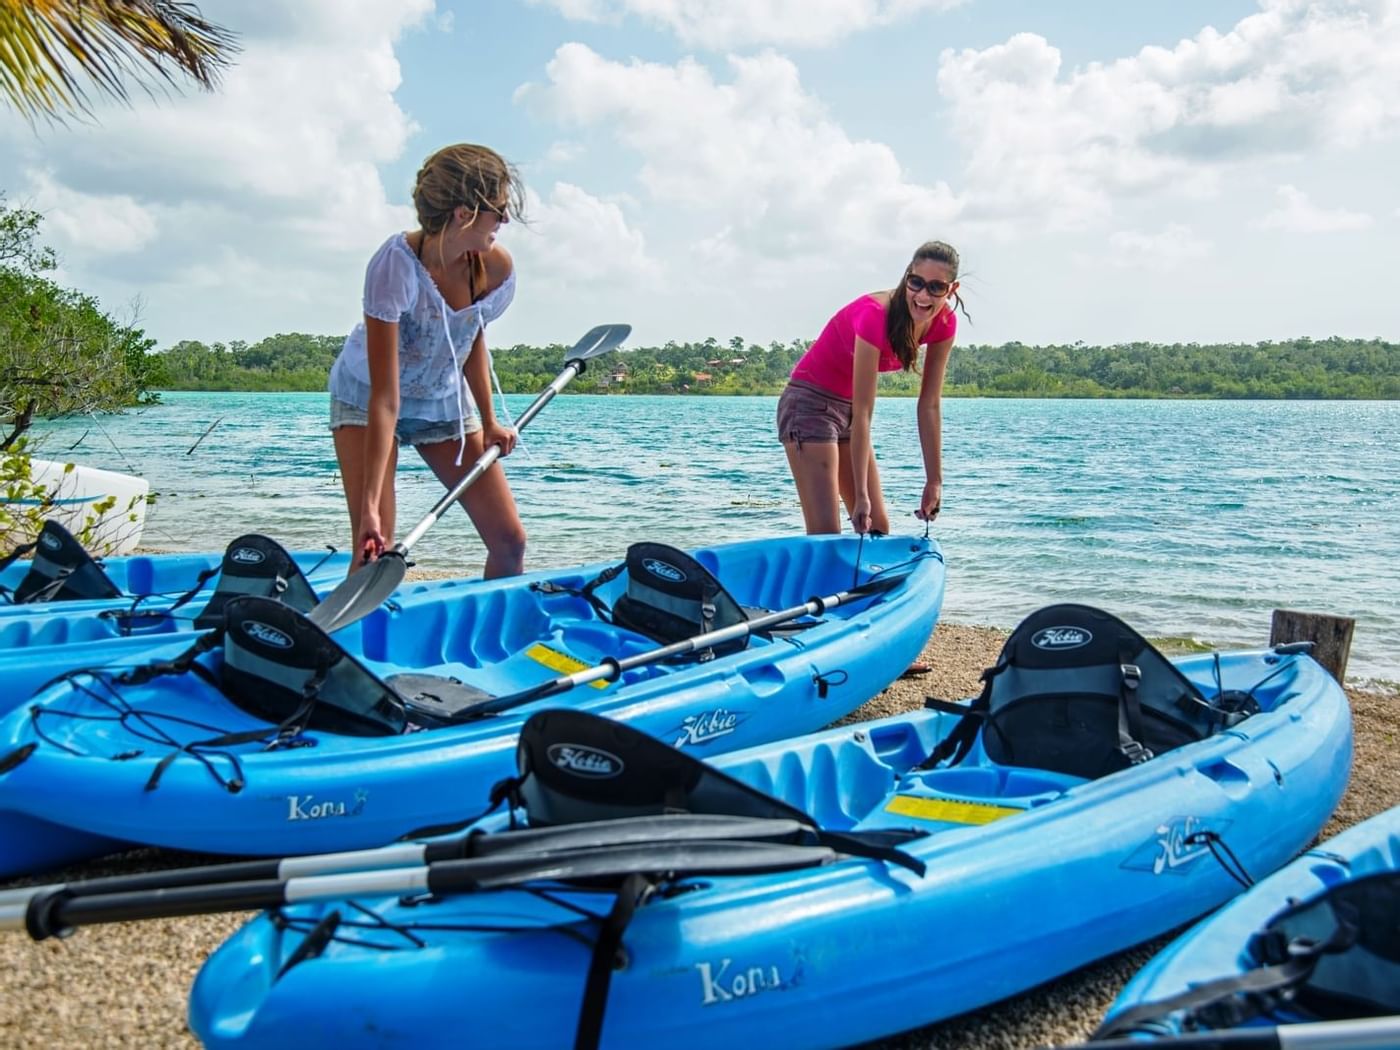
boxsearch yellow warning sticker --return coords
[883,795,1022,825]
[526,643,610,688]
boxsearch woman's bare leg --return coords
[333,425,397,573]
[415,435,527,578]
[783,440,843,534]
[836,443,891,534]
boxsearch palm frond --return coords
[0,0,238,123]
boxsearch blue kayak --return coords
[172,608,1349,1050]
[1094,803,1400,1045]
[0,532,354,716]
[0,570,457,718]
[0,523,347,619]
[0,533,944,877]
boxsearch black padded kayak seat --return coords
[219,597,507,734]
[609,542,750,657]
[1093,870,1400,1038]
[192,534,322,629]
[0,519,122,603]
[220,596,409,737]
[548,541,819,660]
[925,604,1234,781]
[109,595,503,747]
[512,708,818,828]
[509,708,927,875]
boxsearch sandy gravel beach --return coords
[1,619,1394,1050]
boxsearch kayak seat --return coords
[1094,870,1400,1037]
[924,604,1241,781]
[535,542,822,657]
[509,709,926,870]
[607,542,751,657]
[220,596,513,734]
[220,595,408,737]
[191,534,322,630]
[0,519,122,604]
[539,542,750,659]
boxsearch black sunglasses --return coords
[905,273,951,297]
[476,199,509,222]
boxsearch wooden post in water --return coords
[1270,609,1355,684]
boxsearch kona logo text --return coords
[696,958,787,1006]
[286,790,368,821]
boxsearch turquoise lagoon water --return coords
[25,392,1400,683]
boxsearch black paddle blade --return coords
[306,552,408,634]
[565,324,630,369]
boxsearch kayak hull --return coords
[0,534,945,876]
[1099,802,1400,1039]
[187,648,1351,1049]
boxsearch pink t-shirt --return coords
[790,294,957,399]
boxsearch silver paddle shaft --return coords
[398,359,582,552]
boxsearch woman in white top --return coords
[328,143,526,577]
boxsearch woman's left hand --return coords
[916,481,943,521]
[483,421,518,456]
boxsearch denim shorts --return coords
[328,398,482,447]
[776,379,853,446]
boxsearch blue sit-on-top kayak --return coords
[0,535,357,716]
[1092,803,1400,1048]
[0,519,348,617]
[0,532,945,877]
[101,604,1347,1050]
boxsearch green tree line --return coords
[158,332,1400,400]
[1,195,165,449]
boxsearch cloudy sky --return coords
[2,0,1397,353]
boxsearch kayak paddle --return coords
[0,814,808,918]
[310,324,631,634]
[5,838,836,939]
[457,570,913,719]
[1074,1015,1400,1049]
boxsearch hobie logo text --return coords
[39,534,61,551]
[230,547,265,565]
[242,620,293,649]
[643,558,686,583]
[547,744,623,778]
[1031,627,1092,650]
[674,708,742,748]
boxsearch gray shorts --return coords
[777,379,853,446]
[329,398,482,447]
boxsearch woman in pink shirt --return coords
[777,240,966,536]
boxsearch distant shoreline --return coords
[147,388,1400,401]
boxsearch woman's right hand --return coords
[850,495,874,535]
[358,509,387,564]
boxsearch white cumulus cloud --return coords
[1105,224,1213,269]
[517,44,962,262]
[1257,184,1373,232]
[937,0,1400,231]
[527,0,965,48]
[0,0,435,342]
[23,170,159,256]
[508,181,662,288]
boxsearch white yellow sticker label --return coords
[526,643,610,688]
[883,795,1021,825]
